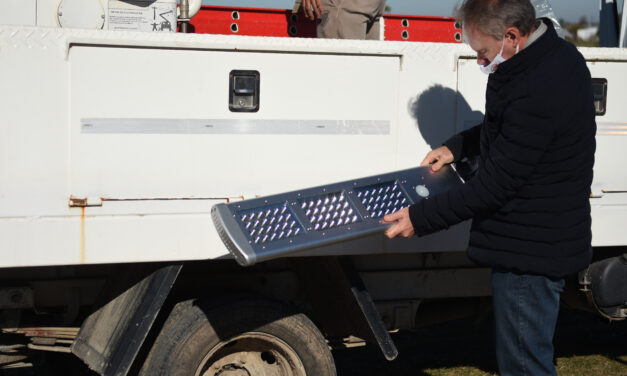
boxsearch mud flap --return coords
[71,264,182,376]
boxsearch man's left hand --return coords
[301,0,323,20]
[382,207,415,238]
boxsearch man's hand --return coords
[421,146,454,172]
[302,0,323,20]
[382,207,415,239]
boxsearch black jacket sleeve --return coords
[409,96,555,235]
[442,124,482,162]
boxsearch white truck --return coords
[0,0,625,375]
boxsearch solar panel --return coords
[212,165,463,266]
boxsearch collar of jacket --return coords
[493,18,559,77]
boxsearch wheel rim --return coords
[196,332,307,376]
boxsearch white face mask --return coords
[480,38,519,75]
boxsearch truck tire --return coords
[139,297,336,376]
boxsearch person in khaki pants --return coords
[295,0,387,40]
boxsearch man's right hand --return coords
[421,146,454,172]
[302,0,323,20]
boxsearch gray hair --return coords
[456,0,537,40]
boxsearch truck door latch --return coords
[591,78,607,116]
[229,70,260,112]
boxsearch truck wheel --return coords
[140,297,336,376]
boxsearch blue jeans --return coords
[492,270,565,376]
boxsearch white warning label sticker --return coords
[108,0,177,32]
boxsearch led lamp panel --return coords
[355,182,409,219]
[299,191,361,231]
[212,165,463,266]
[237,203,304,245]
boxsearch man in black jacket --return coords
[382,1,596,375]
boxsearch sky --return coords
[202,0,625,23]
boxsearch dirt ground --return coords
[3,308,624,375]
[332,308,627,376]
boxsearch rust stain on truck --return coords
[80,207,86,264]
[69,197,88,264]
[68,194,244,264]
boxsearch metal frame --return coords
[188,5,462,43]
[292,256,398,361]
[621,2,627,48]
